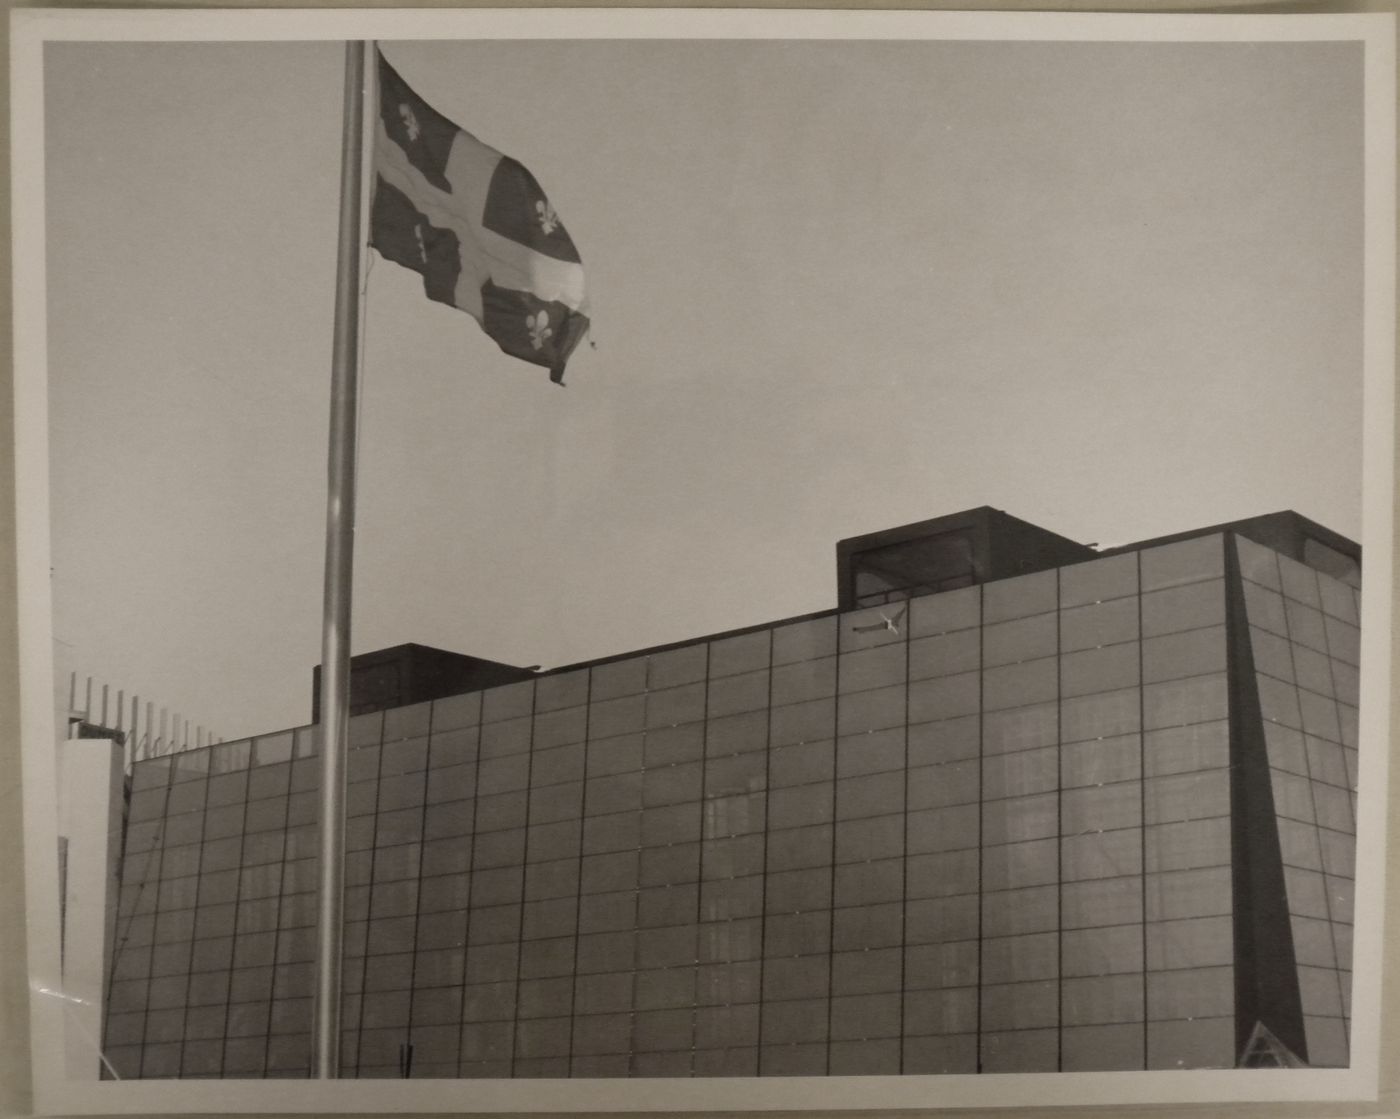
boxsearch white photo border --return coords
[11,7,1396,1115]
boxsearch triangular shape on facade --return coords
[1239,1020,1309,1068]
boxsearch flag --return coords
[370,52,590,384]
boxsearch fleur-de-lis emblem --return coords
[526,310,553,350]
[535,199,558,235]
[399,104,421,143]
[413,224,428,265]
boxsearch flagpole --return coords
[312,38,370,1080]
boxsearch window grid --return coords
[105,534,1360,1077]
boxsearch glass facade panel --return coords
[1143,674,1227,731]
[1062,1022,1145,1071]
[1062,973,1144,1026]
[983,658,1057,710]
[1062,924,1143,978]
[1059,553,1139,609]
[1143,627,1225,684]
[1141,580,1225,638]
[1061,645,1139,698]
[772,617,837,666]
[1062,688,1140,743]
[909,630,979,681]
[1139,535,1223,591]
[982,614,1056,668]
[908,585,980,638]
[982,703,1058,755]
[1143,721,1228,778]
[982,570,1056,624]
[1061,734,1140,788]
[981,1028,1057,1072]
[1059,597,1138,654]
[982,747,1056,800]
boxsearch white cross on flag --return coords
[370,51,590,384]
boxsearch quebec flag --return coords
[370,51,590,384]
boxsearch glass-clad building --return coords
[99,509,1360,1078]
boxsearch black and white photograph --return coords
[10,8,1396,1115]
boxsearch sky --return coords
[42,32,1366,742]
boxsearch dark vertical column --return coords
[1223,533,1307,1062]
